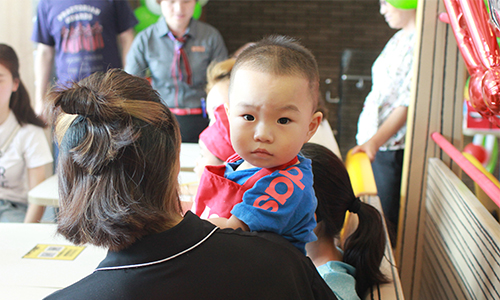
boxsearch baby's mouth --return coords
[252,149,272,156]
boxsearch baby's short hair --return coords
[231,35,320,110]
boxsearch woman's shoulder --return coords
[318,260,356,276]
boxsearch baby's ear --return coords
[306,111,323,141]
[224,103,230,116]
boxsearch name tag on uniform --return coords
[191,46,206,52]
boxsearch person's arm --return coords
[118,28,135,68]
[351,106,408,161]
[124,34,148,78]
[209,215,249,231]
[34,43,55,119]
[24,165,49,223]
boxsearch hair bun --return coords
[58,85,105,120]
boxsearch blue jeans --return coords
[0,199,27,222]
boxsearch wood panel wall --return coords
[396,0,467,298]
[421,159,500,299]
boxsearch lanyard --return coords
[168,32,192,108]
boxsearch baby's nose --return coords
[253,123,273,143]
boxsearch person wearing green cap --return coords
[350,0,417,246]
[386,0,418,10]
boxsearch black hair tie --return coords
[348,197,362,214]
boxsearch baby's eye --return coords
[243,114,255,121]
[277,118,290,124]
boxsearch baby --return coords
[194,35,323,254]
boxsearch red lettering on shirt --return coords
[265,177,294,205]
[252,167,305,211]
[253,195,278,212]
[279,166,305,190]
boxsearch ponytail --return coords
[343,201,389,297]
[300,142,390,298]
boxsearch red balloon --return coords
[469,72,491,115]
[464,143,489,164]
[461,0,500,69]
[441,0,500,125]
[442,0,483,74]
[482,67,500,112]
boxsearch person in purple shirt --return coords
[32,0,138,118]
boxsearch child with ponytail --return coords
[302,142,389,299]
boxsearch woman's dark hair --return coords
[300,142,389,298]
[0,44,45,127]
[48,69,182,251]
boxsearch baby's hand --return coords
[209,215,249,231]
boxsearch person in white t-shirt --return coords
[350,0,417,246]
[0,44,53,223]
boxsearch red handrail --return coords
[431,132,500,205]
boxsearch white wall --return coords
[0,0,36,106]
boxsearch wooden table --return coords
[0,223,107,299]
[28,175,58,207]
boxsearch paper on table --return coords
[23,244,86,260]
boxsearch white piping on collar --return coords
[95,227,218,272]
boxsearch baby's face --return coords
[227,68,321,169]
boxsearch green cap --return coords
[386,0,418,9]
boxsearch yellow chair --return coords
[345,150,378,196]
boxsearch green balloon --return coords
[134,6,160,33]
[193,2,202,20]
